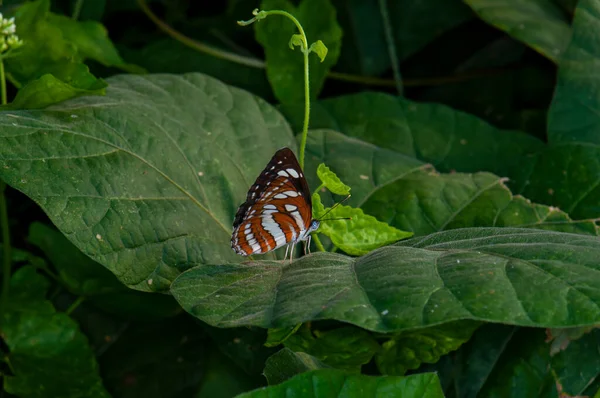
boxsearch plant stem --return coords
[378,0,402,95]
[256,10,310,168]
[65,296,85,315]
[72,0,84,20]
[312,235,326,252]
[0,58,10,318]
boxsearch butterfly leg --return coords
[305,235,312,255]
[283,244,290,262]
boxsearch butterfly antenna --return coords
[317,194,351,221]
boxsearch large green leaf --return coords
[280,93,544,193]
[464,0,572,62]
[254,0,342,104]
[171,228,600,332]
[237,369,444,398]
[2,266,110,397]
[303,130,598,237]
[28,222,181,319]
[523,0,600,220]
[0,73,295,291]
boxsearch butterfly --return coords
[231,147,320,261]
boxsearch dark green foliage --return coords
[0,0,599,397]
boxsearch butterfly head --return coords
[308,219,320,233]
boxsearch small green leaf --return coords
[288,33,304,50]
[316,163,351,195]
[237,370,444,398]
[309,40,328,62]
[375,321,481,375]
[313,193,413,255]
[283,324,380,372]
[266,324,302,347]
[2,266,110,397]
[263,348,329,385]
[6,73,106,110]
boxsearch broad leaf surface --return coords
[283,324,380,372]
[263,348,329,385]
[237,369,444,398]
[255,0,342,104]
[171,228,600,332]
[464,0,572,62]
[304,130,598,237]
[375,321,480,375]
[28,222,181,319]
[523,0,600,219]
[2,266,110,397]
[0,73,295,291]
[280,93,544,193]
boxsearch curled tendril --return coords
[237,8,267,26]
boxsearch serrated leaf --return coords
[2,266,110,397]
[237,369,444,398]
[309,40,328,62]
[283,324,380,372]
[28,222,180,319]
[464,0,572,62]
[263,348,329,385]
[0,73,296,291]
[316,163,350,195]
[171,228,600,332]
[375,321,481,375]
[266,324,302,347]
[313,193,412,255]
[255,0,342,104]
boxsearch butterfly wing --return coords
[231,148,313,256]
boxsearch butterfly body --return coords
[231,148,318,257]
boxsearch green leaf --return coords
[464,0,572,62]
[312,193,412,255]
[7,0,115,107]
[171,228,600,332]
[237,370,444,398]
[280,93,544,193]
[551,329,600,397]
[309,40,328,62]
[6,73,106,110]
[523,0,600,220]
[255,0,342,104]
[266,324,302,347]
[288,33,304,50]
[2,266,110,397]
[546,326,597,355]
[304,130,598,237]
[46,13,142,72]
[375,321,481,375]
[283,324,380,372]
[28,222,181,319]
[316,163,350,195]
[263,348,329,385]
[0,73,296,291]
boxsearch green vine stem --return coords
[72,0,84,20]
[0,58,10,317]
[137,0,505,89]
